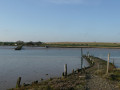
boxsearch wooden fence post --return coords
[64,64,67,76]
[72,69,74,74]
[106,53,110,74]
[62,72,64,77]
[81,48,83,69]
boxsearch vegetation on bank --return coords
[0,41,43,46]
[45,42,120,48]
[1,41,120,48]
[10,69,86,90]
[84,56,120,82]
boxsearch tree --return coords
[35,41,42,46]
[16,41,24,45]
[26,41,34,46]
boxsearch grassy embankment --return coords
[10,55,120,90]
[43,42,120,48]
[84,56,120,90]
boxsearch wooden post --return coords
[81,48,83,69]
[72,69,74,74]
[62,72,64,77]
[64,64,67,76]
[106,53,110,74]
[16,77,21,88]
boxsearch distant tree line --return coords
[0,41,44,46]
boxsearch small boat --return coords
[45,46,49,48]
[15,45,23,50]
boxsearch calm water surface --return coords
[0,46,120,90]
[0,46,89,90]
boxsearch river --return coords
[0,46,120,89]
[0,46,88,90]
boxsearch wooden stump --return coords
[64,64,67,76]
[16,77,21,88]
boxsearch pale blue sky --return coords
[0,0,120,42]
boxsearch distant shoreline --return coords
[1,42,120,49]
[1,45,120,49]
[43,42,120,49]
[44,46,120,49]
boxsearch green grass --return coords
[44,42,120,48]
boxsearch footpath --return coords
[85,56,119,90]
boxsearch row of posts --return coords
[63,48,84,77]
[81,48,112,75]
[86,52,112,75]
[88,53,113,75]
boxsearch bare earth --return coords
[86,74,119,90]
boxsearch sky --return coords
[0,0,120,42]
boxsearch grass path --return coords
[86,74,119,90]
[85,56,119,90]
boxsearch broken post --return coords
[106,53,110,74]
[64,64,67,76]
[16,77,21,88]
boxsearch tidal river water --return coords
[0,46,120,89]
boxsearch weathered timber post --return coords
[72,69,74,74]
[62,72,64,77]
[16,77,21,88]
[64,64,67,76]
[106,53,110,74]
[81,48,83,69]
